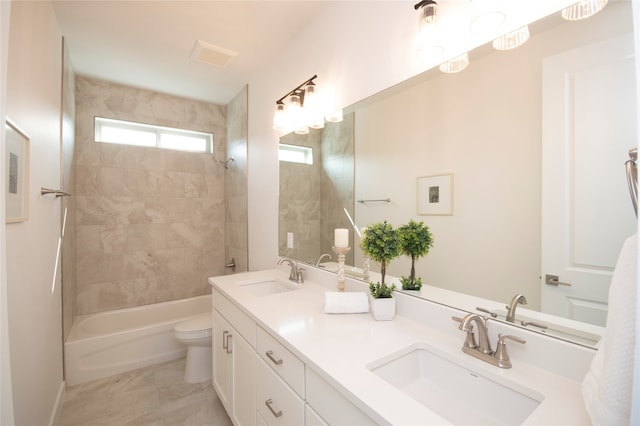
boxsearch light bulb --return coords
[417,1,444,58]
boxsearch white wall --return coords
[0,0,14,424]
[246,1,578,270]
[5,2,64,425]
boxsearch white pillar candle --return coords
[334,228,349,248]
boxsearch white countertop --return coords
[209,267,592,425]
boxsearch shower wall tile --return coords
[75,76,227,315]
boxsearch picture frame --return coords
[417,173,453,215]
[5,119,30,223]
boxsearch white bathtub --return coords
[64,295,211,386]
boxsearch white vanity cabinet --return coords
[212,289,257,426]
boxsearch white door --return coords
[541,33,638,326]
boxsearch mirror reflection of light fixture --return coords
[469,0,505,34]
[492,26,530,51]
[439,53,469,74]
[273,75,333,133]
[415,0,444,58]
[561,0,608,21]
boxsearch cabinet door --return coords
[213,310,232,415]
[232,332,256,426]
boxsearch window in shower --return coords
[94,117,213,154]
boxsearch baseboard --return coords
[48,380,65,426]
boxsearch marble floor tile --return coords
[57,358,232,426]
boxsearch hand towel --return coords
[582,233,637,425]
[324,292,369,314]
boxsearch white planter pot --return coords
[369,294,395,321]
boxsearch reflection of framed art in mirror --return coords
[5,119,30,223]
[417,173,453,216]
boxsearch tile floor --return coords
[56,358,233,426]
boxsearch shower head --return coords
[219,157,235,169]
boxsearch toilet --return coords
[173,311,213,383]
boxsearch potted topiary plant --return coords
[397,219,434,291]
[360,221,400,320]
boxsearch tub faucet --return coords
[277,258,304,283]
[505,293,527,323]
[314,253,332,266]
[458,314,492,355]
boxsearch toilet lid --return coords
[175,312,212,333]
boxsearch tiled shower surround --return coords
[74,77,228,315]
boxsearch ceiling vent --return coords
[190,40,238,68]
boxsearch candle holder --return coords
[332,246,351,292]
[362,256,370,282]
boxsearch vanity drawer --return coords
[256,357,304,426]
[212,287,256,348]
[306,366,376,425]
[257,326,304,397]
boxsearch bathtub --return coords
[64,295,211,386]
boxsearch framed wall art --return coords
[5,119,30,223]
[417,173,453,215]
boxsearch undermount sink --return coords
[368,343,544,425]
[238,278,299,297]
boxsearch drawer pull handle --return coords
[222,331,228,350]
[265,399,283,418]
[266,350,283,365]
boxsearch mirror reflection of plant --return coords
[360,221,400,298]
[398,220,434,291]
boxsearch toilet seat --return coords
[174,312,212,338]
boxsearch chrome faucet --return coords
[277,258,304,283]
[505,293,527,323]
[453,313,526,369]
[314,253,332,266]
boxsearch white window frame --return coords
[278,143,313,165]
[94,117,213,154]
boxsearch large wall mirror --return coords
[279,2,637,348]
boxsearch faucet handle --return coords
[451,316,478,349]
[493,334,526,368]
[296,268,305,284]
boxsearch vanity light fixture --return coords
[469,0,506,34]
[415,0,444,58]
[273,75,332,134]
[561,0,608,21]
[492,26,530,51]
[439,53,469,74]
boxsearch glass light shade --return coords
[304,83,324,129]
[287,93,304,131]
[492,26,530,51]
[561,0,608,21]
[439,53,469,74]
[469,0,505,34]
[417,2,444,58]
[272,102,287,132]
